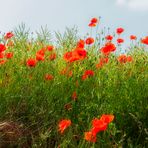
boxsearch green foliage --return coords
[0,26,148,147]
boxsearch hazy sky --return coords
[0,0,148,41]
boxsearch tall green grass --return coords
[0,24,148,147]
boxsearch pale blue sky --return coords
[0,0,148,43]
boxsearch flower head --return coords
[100,42,116,55]
[92,118,107,133]
[0,52,4,59]
[58,119,71,134]
[0,44,6,52]
[49,53,56,60]
[84,114,114,143]
[64,51,73,62]
[47,45,54,51]
[126,56,133,62]
[116,28,124,35]
[36,53,45,61]
[84,70,94,76]
[4,32,14,40]
[77,39,85,48]
[82,70,94,80]
[100,114,114,124]
[117,54,127,63]
[36,49,45,56]
[75,48,87,58]
[85,37,94,45]
[0,60,7,65]
[105,35,113,41]
[88,17,98,27]
[5,52,13,59]
[88,23,96,27]
[130,35,137,40]
[141,36,148,45]
[26,58,37,67]
[84,131,96,143]
[117,38,124,44]
[90,18,98,24]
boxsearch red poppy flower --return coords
[130,35,137,40]
[105,35,113,41]
[0,52,4,59]
[75,48,87,57]
[116,28,124,34]
[5,52,13,59]
[4,32,14,40]
[73,48,87,61]
[0,60,7,65]
[77,39,85,48]
[47,45,54,51]
[26,58,37,67]
[84,70,94,76]
[85,114,115,143]
[64,51,73,62]
[85,37,94,45]
[82,74,88,80]
[0,44,6,52]
[107,42,116,52]
[64,48,87,63]
[91,18,98,24]
[126,56,133,62]
[117,38,124,44]
[141,36,148,45]
[100,57,109,64]
[84,131,97,143]
[100,114,114,124]
[82,70,94,80]
[100,47,110,55]
[36,53,45,61]
[36,49,45,56]
[58,119,71,134]
[117,54,127,63]
[92,118,107,133]
[44,74,54,80]
[88,17,98,27]
[69,56,80,63]
[88,23,96,27]
[50,53,56,60]
[100,42,116,55]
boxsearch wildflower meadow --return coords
[0,18,148,147]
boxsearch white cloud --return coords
[116,0,148,11]
[116,0,126,6]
